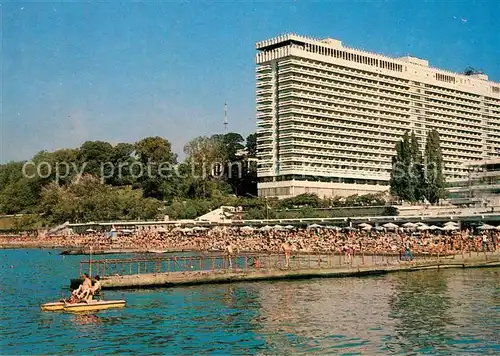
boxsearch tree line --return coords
[0,133,257,224]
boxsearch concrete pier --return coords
[89,253,500,290]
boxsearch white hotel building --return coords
[255,34,500,198]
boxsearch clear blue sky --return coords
[1,1,499,163]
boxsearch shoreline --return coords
[0,244,460,258]
[0,243,193,254]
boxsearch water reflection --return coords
[388,271,454,354]
[71,313,101,326]
[254,278,396,353]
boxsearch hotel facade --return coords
[255,34,500,198]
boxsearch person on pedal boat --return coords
[79,275,102,301]
[90,275,102,298]
[71,273,91,301]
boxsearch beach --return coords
[1,226,498,256]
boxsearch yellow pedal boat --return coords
[40,300,66,311]
[41,299,126,312]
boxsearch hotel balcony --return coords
[278,117,407,138]
[281,58,408,87]
[279,148,391,165]
[256,65,272,73]
[278,121,400,139]
[424,86,481,103]
[280,75,410,101]
[256,88,273,97]
[256,72,272,80]
[425,117,484,134]
[279,106,410,129]
[256,103,273,111]
[277,131,396,149]
[277,155,391,171]
[279,138,394,156]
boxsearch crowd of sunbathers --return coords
[1,226,499,256]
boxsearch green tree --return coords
[135,137,176,164]
[390,131,428,203]
[424,129,445,203]
[236,133,258,197]
[410,131,425,202]
[0,178,40,214]
[109,143,136,186]
[390,140,404,200]
[246,133,257,158]
[0,161,45,214]
[183,135,224,177]
[222,132,245,162]
[78,141,114,179]
[135,137,177,200]
[39,175,162,223]
[400,131,414,201]
[0,162,25,194]
[390,135,414,202]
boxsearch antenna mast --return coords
[224,102,228,134]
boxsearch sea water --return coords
[0,249,499,355]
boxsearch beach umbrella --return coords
[273,225,285,230]
[284,225,295,230]
[442,225,459,231]
[181,227,192,233]
[361,224,372,231]
[85,228,96,233]
[344,226,357,231]
[193,226,208,231]
[383,222,399,230]
[444,221,459,227]
[358,222,371,228]
[477,224,495,230]
[402,222,416,228]
[326,226,342,231]
[374,225,385,231]
[259,225,272,231]
[428,225,442,231]
[417,224,430,231]
[307,223,323,229]
[495,225,500,231]
[241,226,254,232]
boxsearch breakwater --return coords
[74,251,500,289]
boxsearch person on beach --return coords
[343,244,352,265]
[482,235,488,252]
[281,241,292,268]
[403,239,413,261]
[226,242,236,268]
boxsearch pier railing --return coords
[79,250,498,277]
